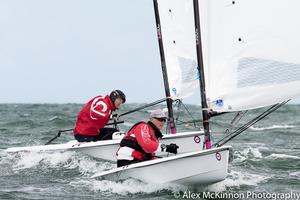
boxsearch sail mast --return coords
[153,0,177,134]
[193,0,212,149]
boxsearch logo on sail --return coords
[215,99,224,107]
[172,88,177,95]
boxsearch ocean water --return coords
[0,103,299,200]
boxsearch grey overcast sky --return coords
[0,0,299,104]
[0,0,169,104]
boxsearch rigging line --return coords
[176,119,202,127]
[174,99,199,128]
[216,101,288,146]
[215,104,282,145]
[225,111,248,134]
[45,129,73,145]
[215,103,283,146]
[214,100,289,147]
[239,101,288,131]
[182,101,197,121]
[176,118,200,124]
[174,99,182,124]
[119,98,168,117]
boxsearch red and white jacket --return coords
[74,95,115,136]
[116,121,162,161]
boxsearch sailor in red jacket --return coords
[74,90,126,142]
[116,109,179,167]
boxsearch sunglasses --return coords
[154,117,166,122]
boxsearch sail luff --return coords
[153,0,176,134]
[193,0,211,149]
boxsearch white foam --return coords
[48,116,60,121]
[2,147,116,177]
[290,171,300,177]
[250,124,295,131]
[13,151,76,170]
[0,150,15,176]
[0,186,49,193]
[206,170,268,192]
[265,153,300,160]
[69,178,185,195]
[64,155,115,175]
[233,146,263,163]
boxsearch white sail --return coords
[158,0,300,111]
[201,0,300,112]
[157,0,199,99]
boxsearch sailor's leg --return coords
[117,159,141,167]
[74,134,96,142]
[98,127,119,140]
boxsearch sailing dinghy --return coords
[93,0,232,185]
[92,0,300,185]
[92,146,231,185]
[5,131,205,161]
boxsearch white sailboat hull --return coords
[5,131,205,161]
[92,146,231,185]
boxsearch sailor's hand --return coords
[166,143,179,154]
[160,144,166,152]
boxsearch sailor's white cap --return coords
[150,109,167,119]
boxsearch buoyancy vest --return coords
[119,121,163,161]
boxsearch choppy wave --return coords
[48,116,61,121]
[0,148,269,197]
[70,178,185,195]
[206,170,268,192]
[265,153,300,160]
[233,146,267,163]
[290,171,300,177]
[0,150,114,176]
[1,103,300,199]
